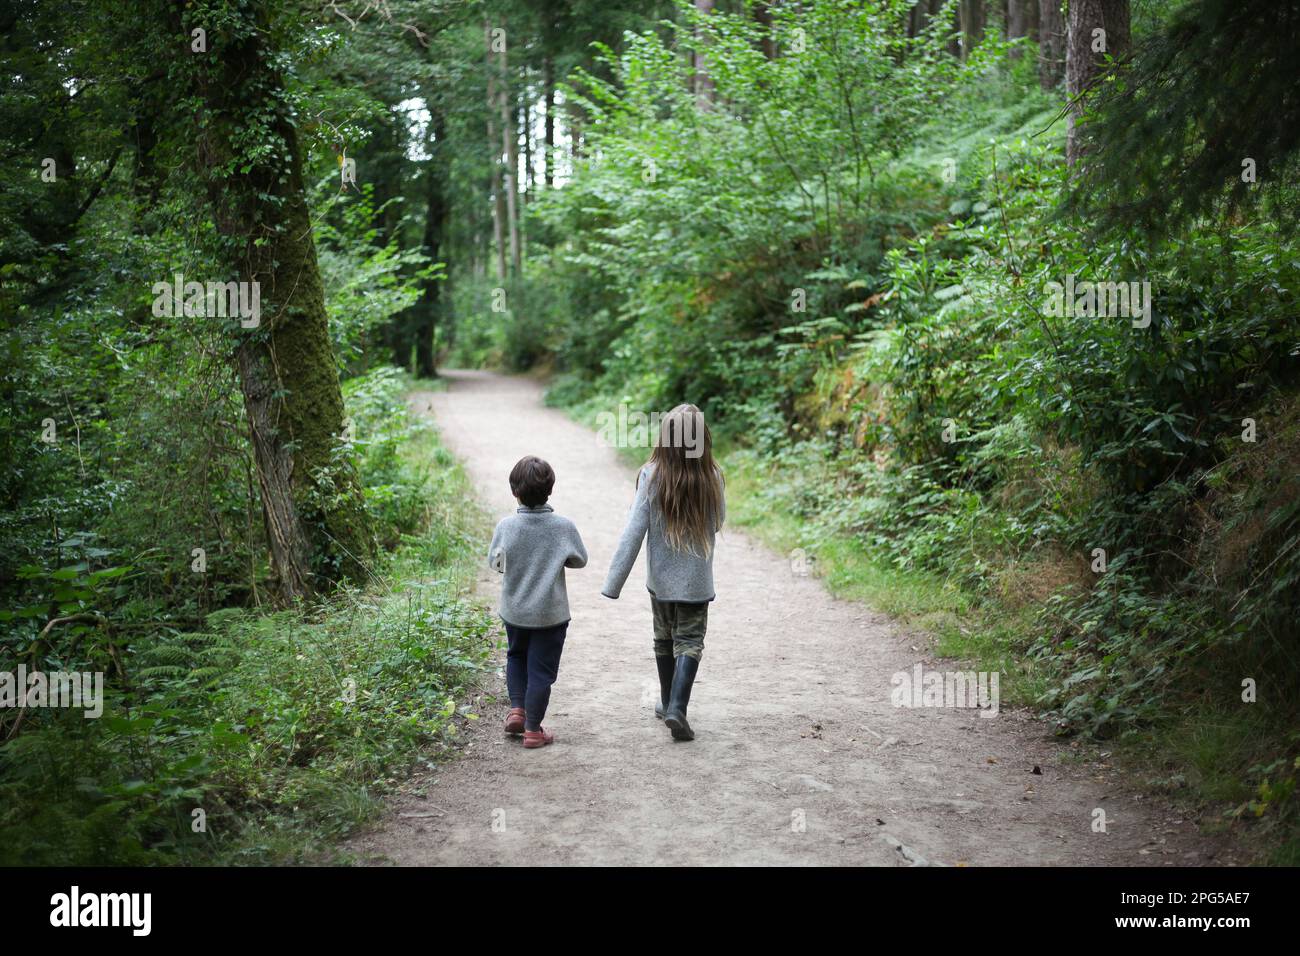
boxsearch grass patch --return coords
[719,444,1049,712]
[722,445,958,620]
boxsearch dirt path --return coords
[347,369,1217,866]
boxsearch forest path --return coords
[346,369,1209,866]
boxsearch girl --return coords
[602,404,725,741]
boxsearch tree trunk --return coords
[694,0,716,110]
[415,99,447,379]
[1065,0,1131,165]
[959,0,985,58]
[907,2,927,39]
[485,20,507,282]
[183,8,372,601]
[754,2,777,59]
[544,57,556,188]
[1038,0,1066,89]
[1007,0,1038,59]
[910,0,946,40]
[522,90,532,198]
[497,39,522,274]
[947,1,963,58]
[130,112,161,210]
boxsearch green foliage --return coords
[0,391,493,865]
[312,180,440,374]
[521,0,978,419]
[446,271,560,372]
[743,115,1299,741]
[0,0,511,865]
[529,0,1299,821]
[1065,0,1300,241]
[5,0,1298,866]
[342,366,441,547]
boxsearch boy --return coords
[488,455,587,749]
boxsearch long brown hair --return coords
[643,404,724,556]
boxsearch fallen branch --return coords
[27,612,108,663]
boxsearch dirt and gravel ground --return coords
[345,369,1228,867]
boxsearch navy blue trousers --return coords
[504,621,568,731]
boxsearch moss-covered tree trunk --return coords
[176,1,373,601]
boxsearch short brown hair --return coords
[509,455,555,507]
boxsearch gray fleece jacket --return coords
[602,463,725,603]
[488,505,588,628]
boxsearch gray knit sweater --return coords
[488,505,588,628]
[602,464,725,603]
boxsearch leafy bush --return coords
[0,372,494,864]
[527,3,1299,758]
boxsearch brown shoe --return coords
[504,707,525,735]
[523,727,554,749]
